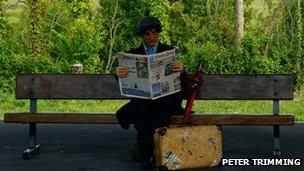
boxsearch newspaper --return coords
[117,48,181,100]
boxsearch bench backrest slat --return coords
[198,75,293,100]
[16,74,123,99]
[16,74,293,100]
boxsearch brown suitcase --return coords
[154,125,222,170]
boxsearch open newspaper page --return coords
[117,48,181,99]
[149,48,181,99]
[117,53,151,99]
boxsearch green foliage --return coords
[82,54,103,73]
[0,0,12,53]
[40,0,103,62]
[0,0,303,91]
[0,0,7,35]
[258,0,304,89]
[0,53,67,92]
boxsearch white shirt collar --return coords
[143,42,158,55]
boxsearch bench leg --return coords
[272,100,281,158]
[23,123,40,160]
[273,125,281,158]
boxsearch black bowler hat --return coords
[137,16,162,36]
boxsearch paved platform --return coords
[0,121,303,171]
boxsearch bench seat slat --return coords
[4,113,294,125]
[4,113,119,124]
[171,114,294,125]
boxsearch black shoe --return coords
[130,146,143,163]
[140,157,154,170]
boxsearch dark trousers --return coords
[116,99,174,160]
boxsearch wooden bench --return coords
[4,74,294,159]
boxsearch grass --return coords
[0,91,129,114]
[1,90,303,122]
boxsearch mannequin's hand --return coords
[171,60,184,72]
[116,66,130,77]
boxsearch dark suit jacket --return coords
[116,42,186,130]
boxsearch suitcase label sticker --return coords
[163,151,183,169]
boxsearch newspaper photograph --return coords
[117,48,181,100]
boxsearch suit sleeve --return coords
[180,69,189,99]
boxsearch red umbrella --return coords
[183,62,203,122]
